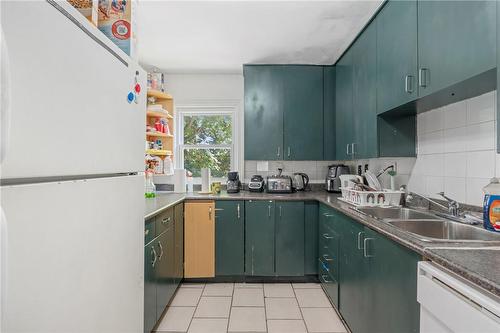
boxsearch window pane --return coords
[184,115,232,145]
[184,148,231,178]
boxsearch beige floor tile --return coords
[188,318,228,333]
[263,283,294,298]
[194,297,232,318]
[267,320,307,333]
[203,283,234,297]
[235,283,263,289]
[156,306,195,332]
[232,288,264,307]
[292,282,321,289]
[265,298,302,319]
[301,308,347,333]
[294,288,332,308]
[170,288,203,307]
[181,283,205,289]
[228,307,266,332]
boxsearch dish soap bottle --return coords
[145,171,156,198]
[483,178,500,232]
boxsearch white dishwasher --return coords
[417,261,500,333]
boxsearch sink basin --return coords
[356,207,438,221]
[387,220,500,242]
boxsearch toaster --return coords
[266,169,293,193]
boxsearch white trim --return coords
[175,101,241,178]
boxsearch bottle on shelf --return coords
[145,171,156,198]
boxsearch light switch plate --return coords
[256,161,269,172]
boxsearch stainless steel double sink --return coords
[355,207,500,242]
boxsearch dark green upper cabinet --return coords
[352,23,378,159]
[417,0,496,98]
[376,0,418,113]
[244,66,284,160]
[323,66,336,160]
[245,200,275,276]
[275,201,305,276]
[216,201,245,276]
[335,50,354,160]
[283,66,324,160]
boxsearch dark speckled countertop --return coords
[145,190,500,297]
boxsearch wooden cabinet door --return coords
[376,0,418,113]
[282,66,324,160]
[184,201,215,278]
[215,201,245,276]
[174,203,184,285]
[245,200,275,276]
[417,0,496,97]
[244,65,284,160]
[352,23,378,159]
[335,50,354,160]
[323,66,336,160]
[275,201,305,276]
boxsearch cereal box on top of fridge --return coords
[97,0,137,59]
[67,0,98,26]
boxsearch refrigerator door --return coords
[0,175,144,332]
[0,1,145,180]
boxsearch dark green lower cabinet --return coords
[318,205,340,307]
[174,203,184,286]
[144,240,157,333]
[304,202,319,275]
[155,225,175,319]
[276,201,305,276]
[216,201,245,276]
[245,200,275,276]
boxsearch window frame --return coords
[175,103,240,182]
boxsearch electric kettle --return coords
[293,173,309,191]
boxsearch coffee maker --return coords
[325,164,350,192]
[227,171,241,193]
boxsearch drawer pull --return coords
[323,254,333,262]
[145,229,149,236]
[357,231,365,250]
[162,217,171,225]
[323,233,333,239]
[322,274,332,283]
[151,246,157,268]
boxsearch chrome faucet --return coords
[437,192,460,217]
[405,191,449,212]
[406,191,461,217]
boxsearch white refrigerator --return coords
[1,1,145,332]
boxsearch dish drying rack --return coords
[339,187,403,207]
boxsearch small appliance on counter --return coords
[293,173,310,191]
[267,168,293,194]
[248,175,265,192]
[326,164,350,193]
[227,171,241,193]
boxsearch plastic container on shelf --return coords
[145,171,156,198]
[164,156,174,175]
[483,178,500,232]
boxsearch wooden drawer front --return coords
[145,218,155,245]
[155,207,174,236]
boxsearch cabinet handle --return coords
[287,147,291,157]
[162,217,171,225]
[351,143,356,157]
[268,205,271,217]
[405,75,414,93]
[209,207,212,220]
[157,241,164,260]
[321,274,332,283]
[323,254,333,262]
[323,233,333,240]
[357,232,365,250]
[363,238,375,258]
[151,246,157,268]
[323,213,334,217]
[277,146,281,158]
[279,205,282,217]
[237,204,240,219]
[419,68,428,87]
[145,229,149,236]
[346,144,350,155]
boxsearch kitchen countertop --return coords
[145,190,500,297]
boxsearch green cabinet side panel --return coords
[365,227,420,333]
[323,66,336,160]
[174,203,184,286]
[418,0,496,98]
[376,0,418,113]
[378,113,416,157]
[216,201,245,276]
[352,23,378,159]
[304,201,319,275]
[335,50,354,160]
[275,201,305,276]
[283,66,324,160]
[244,66,284,160]
[144,243,156,333]
[245,200,275,276]
[497,0,500,153]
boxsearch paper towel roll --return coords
[173,169,186,193]
[201,168,211,192]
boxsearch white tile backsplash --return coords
[467,91,496,125]
[443,100,467,129]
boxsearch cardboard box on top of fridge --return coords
[67,0,98,26]
[97,0,137,59]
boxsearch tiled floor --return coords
[155,282,348,333]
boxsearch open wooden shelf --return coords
[146,149,172,156]
[146,132,173,138]
[147,89,173,100]
[146,110,174,119]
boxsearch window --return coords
[177,107,237,179]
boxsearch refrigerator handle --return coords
[1,27,12,164]
[1,206,8,317]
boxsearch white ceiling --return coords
[137,1,383,74]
